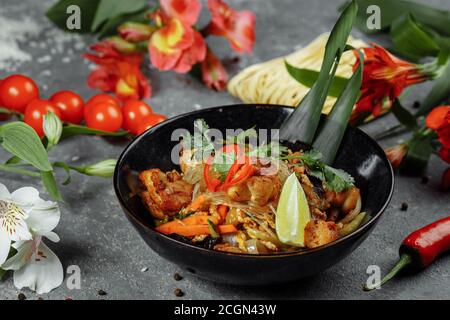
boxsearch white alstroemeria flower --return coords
[0,183,33,265]
[0,183,63,294]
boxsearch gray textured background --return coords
[0,0,449,300]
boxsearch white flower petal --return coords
[11,187,40,208]
[0,230,11,265]
[43,231,60,243]
[26,201,60,235]
[13,241,63,294]
[0,183,11,201]
[1,240,32,271]
[9,218,32,242]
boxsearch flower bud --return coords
[201,49,228,91]
[107,36,139,54]
[385,144,408,169]
[83,159,117,178]
[118,22,154,42]
[43,111,62,149]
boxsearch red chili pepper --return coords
[203,144,255,192]
[364,216,450,290]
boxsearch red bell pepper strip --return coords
[364,216,450,290]
[203,144,255,192]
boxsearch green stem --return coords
[0,164,40,177]
[363,254,413,291]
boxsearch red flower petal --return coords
[439,147,450,164]
[148,18,194,71]
[201,48,228,91]
[172,30,206,73]
[207,0,255,54]
[160,0,201,26]
[426,106,450,130]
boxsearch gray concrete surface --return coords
[0,0,449,300]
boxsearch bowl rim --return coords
[114,103,395,259]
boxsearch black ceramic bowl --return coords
[114,104,394,285]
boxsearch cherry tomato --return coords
[0,74,39,113]
[50,90,84,124]
[24,99,61,138]
[84,94,120,120]
[0,79,8,121]
[136,113,167,135]
[85,102,123,132]
[122,100,154,135]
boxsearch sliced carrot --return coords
[217,205,229,222]
[156,223,237,237]
[155,215,219,234]
[188,194,208,211]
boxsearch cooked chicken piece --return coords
[227,183,252,202]
[326,187,361,215]
[247,175,281,206]
[139,169,193,219]
[226,175,281,206]
[140,191,165,220]
[304,220,339,249]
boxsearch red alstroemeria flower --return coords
[148,11,206,73]
[385,143,408,169]
[160,0,201,26]
[84,41,151,101]
[201,48,228,91]
[426,105,450,163]
[351,44,429,123]
[206,0,256,54]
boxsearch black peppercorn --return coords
[174,288,184,297]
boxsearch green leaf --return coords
[97,8,150,39]
[416,57,450,116]
[61,124,129,140]
[283,150,354,192]
[323,165,355,192]
[0,122,52,172]
[46,0,100,33]
[285,62,350,98]
[313,51,364,165]
[41,171,64,202]
[281,0,358,145]
[400,134,433,174]
[91,0,147,32]
[5,156,21,165]
[390,14,441,60]
[212,151,236,182]
[351,0,450,36]
[391,100,418,131]
[0,268,6,281]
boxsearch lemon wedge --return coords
[276,173,311,247]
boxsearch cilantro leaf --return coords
[212,150,236,182]
[282,150,354,192]
[323,166,355,192]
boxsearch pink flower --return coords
[148,1,206,73]
[206,0,255,54]
[160,0,201,26]
[201,48,228,90]
[84,41,151,101]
